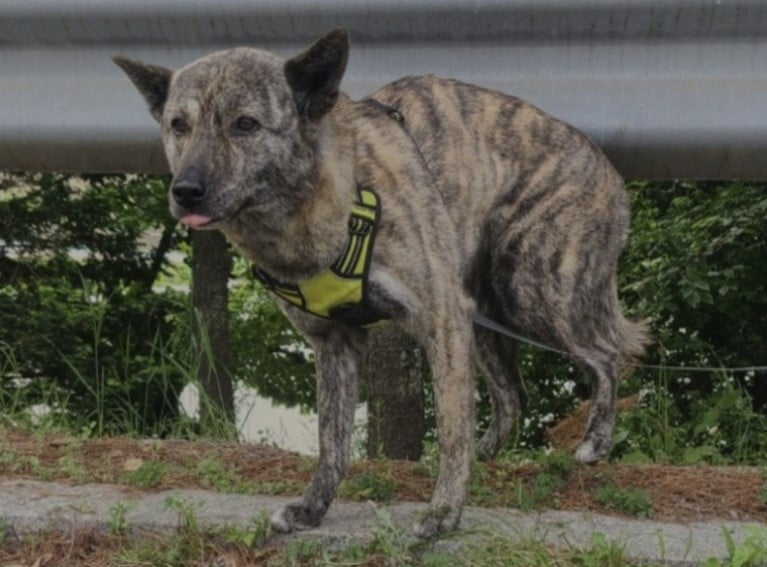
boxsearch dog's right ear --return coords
[112,55,173,122]
[284,28,349,123]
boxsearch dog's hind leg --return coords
[571,290,647,463]
[271,319,366,533]
[573,352,620,463]
[474,327,524,461]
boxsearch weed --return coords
[573,532,631,567]
[164,495,204,535]
[594,483,653,518]
[530,471,565,508]
[154,495,209,564]
[469,462,498,506]
[26,456,53,481]
[420,440,441,478]
[280,538,323,566]
[57,454,87,483]
[300,455,317,473]
[121,459,167,488]
[106,500,133,535]
[465,533,547,565]
[703,526,767,567]
[761,469,767,508]
[419,551,459,567]
[223,512,271,548]
[197,456,246,493]
[369,507,416,566]
[504,453,573,511]
[0,447,17,473]
[511,477,536,511]
[340,468,397,502]
[540,451,576,478]
[336,541,369,563]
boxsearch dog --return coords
[113,28,647,538]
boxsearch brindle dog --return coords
[114,28,647,538]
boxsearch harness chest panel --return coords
[253,187,388,327]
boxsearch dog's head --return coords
[113,29,349,230]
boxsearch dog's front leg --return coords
[412,297,476,539]
[271,322,366,533]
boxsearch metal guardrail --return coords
[1,1,766,179]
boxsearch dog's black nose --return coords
[171,180,207,209]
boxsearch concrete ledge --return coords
[1,478,761,564]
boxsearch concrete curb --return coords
[1,479,762,563]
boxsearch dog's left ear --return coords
[112,55,173,122]
[284,28,349,122]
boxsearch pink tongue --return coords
[179,214,212,228]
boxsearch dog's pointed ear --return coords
[112,55,173,122]
[284,28,349,122]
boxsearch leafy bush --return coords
[0,173,188,435]
[612,181,767,464]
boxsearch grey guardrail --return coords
[1,0,766,179]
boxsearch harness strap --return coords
[253,186,388,327]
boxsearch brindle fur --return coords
[113,28,647,538]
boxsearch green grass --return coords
[222,512,272,548]
[594,482,654,518]
[25,456,54,481]
[57,454,87,483]
[487,451,575,511]
[196,456,248,493]
[703,526,767,567]
[121,459,168,488]
[339,468,398,503]
[106,500,134,535]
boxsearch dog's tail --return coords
[617,313,651,364]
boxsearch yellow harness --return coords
[252,187,388,327]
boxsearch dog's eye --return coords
[170,118,189,136]
[234,116,260,133]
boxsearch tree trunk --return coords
[190,229,236,437]
[365,326,426,460]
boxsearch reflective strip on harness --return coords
[252,187,388,327]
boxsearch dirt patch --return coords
[1,428,765,525]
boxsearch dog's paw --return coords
[476,432,499,462]
[270,502,325,533]
[412,504,460,539]
[270,507,295,533]
[574,437,609,464]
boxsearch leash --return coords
[472,312,767,374]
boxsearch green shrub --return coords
[594,483,653,518]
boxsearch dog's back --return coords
[371,75,647,462]
[372,75,644,354]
